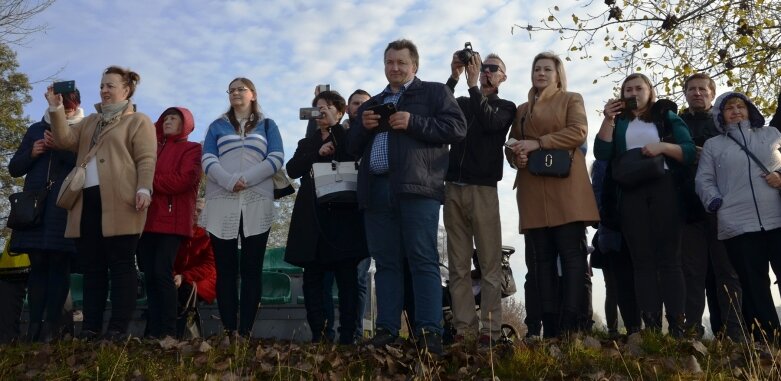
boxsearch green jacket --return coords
[593,110,696,166]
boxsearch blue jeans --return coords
[364,175,443,336]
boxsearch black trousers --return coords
[303,257,359,344]
[0,277,27,343]
[76,186,139,334]
[681,214,743,338]
[27,250,71,325]
[210,224,269,336]
[527,221,587,336]
[137,233,182,338]
[604,239,641,332]
[619,174,684,328]
[523,234,543,337]
[724,228,781,340]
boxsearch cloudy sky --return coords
[15,0,763,327]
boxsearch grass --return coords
[0,330,780,380]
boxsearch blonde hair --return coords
[531,52,566,91]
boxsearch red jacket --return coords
[144,107,202,237]
[174,226,216,303]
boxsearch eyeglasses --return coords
[481,64,503,73]
[227,87,249,94]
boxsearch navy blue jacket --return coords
[347,77,467,207]
[8,119,76,254]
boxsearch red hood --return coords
[155,106,195,142]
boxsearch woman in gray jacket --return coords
[695,91,781,341]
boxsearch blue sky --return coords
[15,0,763,327]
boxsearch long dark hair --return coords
[227,77,263,133]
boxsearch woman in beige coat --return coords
[507,52,599,337]
[46,66,156,340]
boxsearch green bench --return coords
[262,247,303,275]
[260,271,292,304]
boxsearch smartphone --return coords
[316,84,330,93]
[367,103,397,119]
[299,107,322,120]
[53,80,75,94]
[624,97,638,111]
[504,138,518,147]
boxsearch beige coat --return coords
[50,102,156,238]
[509,86,599,231]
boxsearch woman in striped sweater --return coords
[201,78,284,337]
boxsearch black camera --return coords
[456,42,478,65]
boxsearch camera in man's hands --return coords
[456,42,478,65]
[299,107,322,120]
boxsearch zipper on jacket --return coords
[457,118,473,182]
[738,127,764,230]
[168,195,173,213]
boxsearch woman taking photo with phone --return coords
[594,73,695,336]
[284,90,368,344]
[46,66,157,340]
[202,78,284,337]
[8,89,82,342]
[506,52,599,337]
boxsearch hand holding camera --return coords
[464,53,482,88]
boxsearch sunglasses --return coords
[481,64,503,73]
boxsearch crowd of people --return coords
[2,38,781,357]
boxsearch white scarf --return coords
[43,107,85,126]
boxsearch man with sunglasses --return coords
[443,51,515,350]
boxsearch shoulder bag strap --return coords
[726,133,772,175]
[43,154,54,191]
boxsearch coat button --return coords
[99,159,105,163]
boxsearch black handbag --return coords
[7,156,53,230]
[520,116,573,177]
[528,149,573,177]
[611,148,666,188]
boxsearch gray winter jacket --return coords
[695,92,781,240]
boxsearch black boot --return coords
[642,312,662,332]
[667,314,686,339]
[25,322,42,342]
[542,313,560,338]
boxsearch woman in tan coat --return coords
[507,52,599,337]
[46,66,156,340]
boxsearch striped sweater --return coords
[201,115,284,239]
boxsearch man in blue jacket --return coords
[348,39,466,356]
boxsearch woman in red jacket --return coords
[137,107,202,339]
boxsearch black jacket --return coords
[284,123,368,267]
[8,119,76,254]
[444,77,515,185]
[680,109,720,222]
[347,77,467,207]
